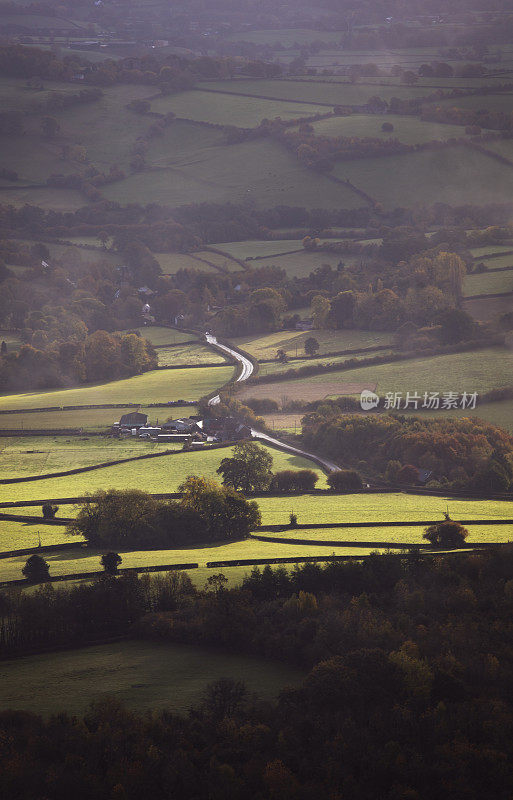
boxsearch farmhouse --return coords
[162,417,203,435]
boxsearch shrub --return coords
[271,469,318,492]
[22,554,50,583]
[327,470,363,492]
[423,520,469,547]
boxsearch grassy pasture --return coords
[0,406,194,432]
[0,444,328,505]
[421,400,513,433]
[0,435,173,479]
[156,343,226,366]
[306,114,468,144]
[0,640,303,717]
[479,256,513,269]
[239,347,513,404]
[232,329,395,361]
[0,519,79,552]
[0,186,86,210]
[0,76,81,113]
[154,252,219,274]
[464,295,513,322]
[196,80,434,106]
[193,250,244,272]
[256,492,513,526]
[433,94,513,112]
[0,365,233,412]
[0,539,393,583]
[469,245,513,258]
[119,326,197,346]
[151,90,328,126]
[54,84,159,169]
[464,271,513,296]
[333,146,513,209]
[102,138,364,209]
[257,523,512,545]
[215,240,304,259]
[257,350,393,378]
[250,250,363,277]
[146,120,226,167]
[0,134,71,184]
[481,139,513,161]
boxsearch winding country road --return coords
[206,334,341,472]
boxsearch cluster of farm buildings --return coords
[112,411,252,445]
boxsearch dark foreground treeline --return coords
[2,549,513,798]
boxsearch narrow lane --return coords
[205,334,341,472]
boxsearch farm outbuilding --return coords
[118,412,148,428]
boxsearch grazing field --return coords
[0,134,72,184]
[481,139,513,161]
[0,520,79,552]
[232,329,395,360]
[0,539,396,583]
[55,84,159,169]
[256,492,513,526]
[0,406,194,432]
[433,93,513,112]
[146,120,226,167]
[151,89,328,126]
[306,114,468,144]
[478,256,513,269]
[333,146,513,209]
[193,250,244,272]
[196,80,435,106]
[469,245,513,258]
[102,137,364,209]
[0,435,174,479]
[0,365,233,412]
[215,240,304,259]
[251,250,363,278]
[156,344,226,366]
[239,347,513,403]
[464,271,513,296]
[154,252,219,274]
[0,76,81,113]
[0,640,304,717]
[256,350,394,378]
[464,294,513,321]
[421,399,513,433]
[120,326,198,346]
[0,444,328,505]
[0,186,86,210]
[256,523,513,545]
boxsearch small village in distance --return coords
[112,410,252,446]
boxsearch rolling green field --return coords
[421,399,513,433]
[0,365,233,412]
[0,186,86,210]
[248,249,362,278]
[463,271,513,296]
[215,239,304,259]
[0,435,176,478]
[0,640,304,717]
[464,294,513,321]
[151,89,328,126]
[193,250,244,272]
[0,444,328,505]
[156,343,226,366]
[304,114,468,144]
[333,146,513,209]
[434,93,513,112]
[256,350,393,378]
[240,347,513,403]
[154,252,218,274]
[256,492,513,525]
[233,329,394,361]
[469,245,513,258]
[122,326,198,346]
[196,80,435,106]
[0,405,194,432]
[102,137,364,209]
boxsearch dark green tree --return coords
[22,554,50,583]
